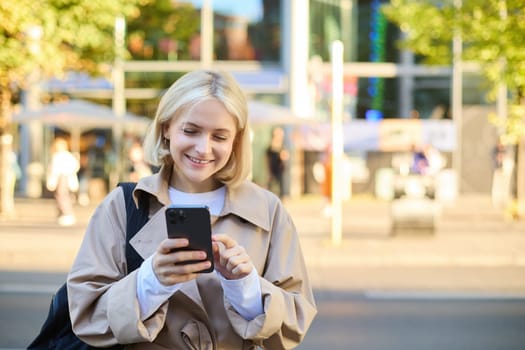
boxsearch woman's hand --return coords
[152,238,212,286]
[212,234,254,280]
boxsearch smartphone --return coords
[165,205,214,273]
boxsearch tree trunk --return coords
[0,81,14,217]
[517,135,525,218]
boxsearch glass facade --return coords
[356,0,398,63]
[125,0,490,121]
[41,0,491,124]
[213,0,281,61]
[310,0,356,62]
[126,0,281,62]
[413,76,452,120]
[124,0,283,118]
[309,0,402,120]
[307,0,489,121]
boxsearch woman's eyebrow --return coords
[182,122,234,134]
[181,122,200,128]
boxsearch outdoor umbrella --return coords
[13,99,151,153]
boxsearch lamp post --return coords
[1,24,43,214]
[451,0,463,196]
[330,40,344,246]
[200,0,213,68]
[111,15,126,189]
[21,24,44,199]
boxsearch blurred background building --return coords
[16,0,498,200]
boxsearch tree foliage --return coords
[0,0,145,91]
[127,0,200,60]
[383,1,456,65]
[0,0,146,215]
[383,0,525,143]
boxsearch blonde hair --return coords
[143,70,252,188]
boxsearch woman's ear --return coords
[162,122,170,140]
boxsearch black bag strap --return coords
[28,183,150,349]
[118,182,149,273]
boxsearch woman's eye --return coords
[214,134,229,141]
[182,128,198,135]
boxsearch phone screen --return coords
[165,205,214,273]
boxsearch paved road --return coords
[1,194,525,348]
[0,272,65,349]
[299,291,525,350]
[1,272,525,350]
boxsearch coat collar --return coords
[222,182,271,232]
[133,166,272,232]
[133,165,172,207]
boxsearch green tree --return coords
[127,0,199,60]
[0,0,145,215]
[383,0,525,217]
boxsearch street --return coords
[1,272,525,349]
[1,195,525,348]
[0,271,65,349]
[300,290,525,350]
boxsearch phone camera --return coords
[168,209,187,224]
[177,210,187,222]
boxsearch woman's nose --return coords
[195,135,212,154]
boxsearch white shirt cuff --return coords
[136,255,181,321]
[216,268,263,320]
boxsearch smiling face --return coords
[163,98,238,193]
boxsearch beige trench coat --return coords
[67,167,317,349]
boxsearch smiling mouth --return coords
[187,155,213,164]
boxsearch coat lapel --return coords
[129,206,206,310]
[129,207,167,259]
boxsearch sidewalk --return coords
[289,194,525,295]
[1,194,525,295]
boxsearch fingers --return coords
[152,239,212,286]
[212,233,237,249]
[157,237,189,254]
[153,255,211,286]
[226,251,253,276]
[212,234,254,279]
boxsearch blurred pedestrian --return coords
[410,144,429,175]
[312,145,333,217]
[85,135,109,202]
[265,126,289,198]
[4,148,21,216]
[46,137,79,226]
[127,139,152,182]
[491,140,513,208]
[76,152,90,206]
[423,144,445,176]
[492,140,506,170]
[67,69,316,348]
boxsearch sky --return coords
[179,0,263,22]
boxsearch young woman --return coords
[67,70,317,349]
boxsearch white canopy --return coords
[15,99,310,128]
[13,99,150,132]
[13,100,151,154]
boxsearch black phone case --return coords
[165,205,214,273]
